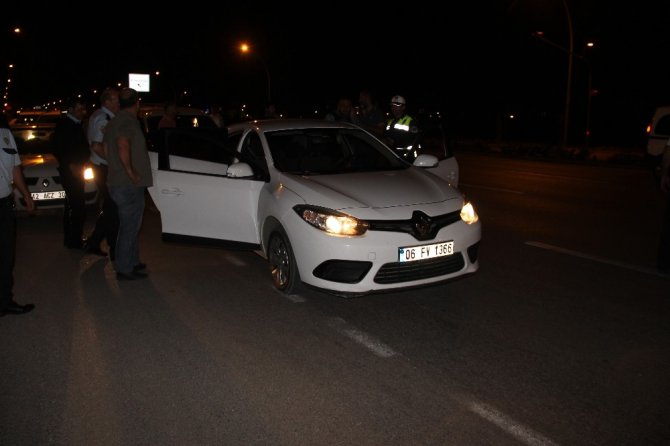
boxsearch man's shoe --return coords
[0,301,35,316]
[116,271,148,281]
[133,262,147,272]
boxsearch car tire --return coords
[268,229,302,294]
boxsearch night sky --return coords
[4,1,670,146]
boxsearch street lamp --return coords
[533,31,596,149]
[238,41,272,104]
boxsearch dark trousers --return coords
[59,166,86,247]
[109,185,146,274]
[0,196,16,308]
[87,164,118,255]
[658,194,670,272]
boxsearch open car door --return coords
[148,128,263,249]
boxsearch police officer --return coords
[85,88,120,258]
[384,95,419,159]
[0,113,35,316]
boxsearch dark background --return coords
[3,1,670,147]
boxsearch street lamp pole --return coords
[585,60,592,148]
[561,0,574,150]
[260,57,272,104]
[534,33,594,149]
[239,42,272,104]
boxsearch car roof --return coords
[228,119,359,133]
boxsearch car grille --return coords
[368,210,461,241]
[374,253,465,284]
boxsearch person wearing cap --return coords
[384,95,419,155]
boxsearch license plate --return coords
[399,241,454,263]
[31,191,66,200]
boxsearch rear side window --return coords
[168,132,235,165]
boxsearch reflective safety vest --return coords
[386,115,414,132]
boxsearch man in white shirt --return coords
[86,88,120,258]
[0,113,35,316]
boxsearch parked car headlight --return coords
[460,201,479,224]
[83,166,95,181]
[294,205,368,236]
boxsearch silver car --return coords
[11,112,97,210]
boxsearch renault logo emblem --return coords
[42,179,50,188]
[412,211,433,239]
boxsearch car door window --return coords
[164,130,235,176]
[239,132,270,181]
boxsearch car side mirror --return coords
[413,154,439,168]
[226,162,254,178]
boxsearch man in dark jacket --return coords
[52,98,89,249]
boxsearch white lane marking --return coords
[525,241,670,278]
[272,287,306,303]
[460,182,525,195]
[327,317,397,358]
[465,400,560,446]
[223,253,247,267]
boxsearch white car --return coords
[14,140,98,210]
[148,120,480,296]
[10,110,97,210]
[13,148,97,210]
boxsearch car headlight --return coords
[83,166,95,181]
[460,201,479,224]
[294,205,368,236]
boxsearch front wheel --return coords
[268,230,302,294]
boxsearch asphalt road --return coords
[1,153,668,445]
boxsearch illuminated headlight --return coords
[27,132,36,140]
[83,167,95,181]
[460,201,479,224]
[294,205,368,236]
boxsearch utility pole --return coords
[561,0,574,150]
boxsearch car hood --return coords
[20,154,59,175]
[282,168,460,211]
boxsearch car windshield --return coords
[265,128,408,175]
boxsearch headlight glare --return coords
[295,205,368,236]
[460,201,478,224]
[84,166,95,181]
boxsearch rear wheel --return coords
[268,230,302,294]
